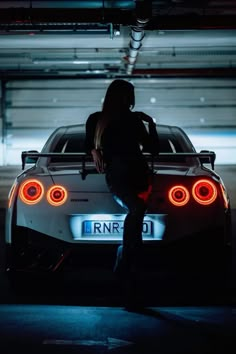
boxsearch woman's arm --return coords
[85,113,105,173]
[85,113,97,153]
[136,112,159,156]
[91,149,105,173]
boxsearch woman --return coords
[85,79,159,304]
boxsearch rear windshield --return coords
[50,133,86,163]
[50,131,187,163]
[153,132,186,163]
[159,133,183,153]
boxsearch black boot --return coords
[124,269,144,311]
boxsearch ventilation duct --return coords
[126,17,149,75]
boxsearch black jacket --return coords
[85,110,159,194]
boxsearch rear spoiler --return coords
[21,151,216,178]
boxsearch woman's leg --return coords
[117,194,147,307]
[113,192,146,275]
[122,194,146,272]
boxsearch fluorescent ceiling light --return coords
[33,59,121,64]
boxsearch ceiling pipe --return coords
[126,17,149,75]
[132,68,236,78]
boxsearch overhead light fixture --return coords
[150,97,156,103]
[0,23,121,37]
[33,59,121,65]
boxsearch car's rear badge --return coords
[71,199,89,202]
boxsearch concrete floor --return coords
[0,304,234,354]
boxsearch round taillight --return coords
[47,185,67,206]
[192,179,217,205]
[19,179,44,205]
[168,185,190,206]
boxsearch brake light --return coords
[47,185,67,206]
[19,179,44,205]
[168,185,190,206]
[192,179,217,205]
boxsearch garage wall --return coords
[1,78,236,165]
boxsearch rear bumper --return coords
[6,224,231,274]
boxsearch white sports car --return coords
[5,124,231,279]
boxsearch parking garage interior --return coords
[0,1,235,353]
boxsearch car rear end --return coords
[5,124,231,301]
[6,160,231,276]
[145,164,231,292]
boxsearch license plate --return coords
[83,220,152,236]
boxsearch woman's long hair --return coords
[94,79,135,149]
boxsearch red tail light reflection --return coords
[220,183,229,209]
[8,182,17,208]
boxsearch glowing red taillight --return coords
[19,179,44,205]
[192,179,217,205]
[47,185,67,206]
[168,185,190,206]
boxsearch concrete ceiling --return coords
[0,0,236,79]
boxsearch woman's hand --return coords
[137,112,156,126]
[91,149,105,173]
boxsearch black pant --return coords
[105,165,150,273]
[113,191,147,275]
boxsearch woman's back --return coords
[102,110,145,161]
[100,110,153,194]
